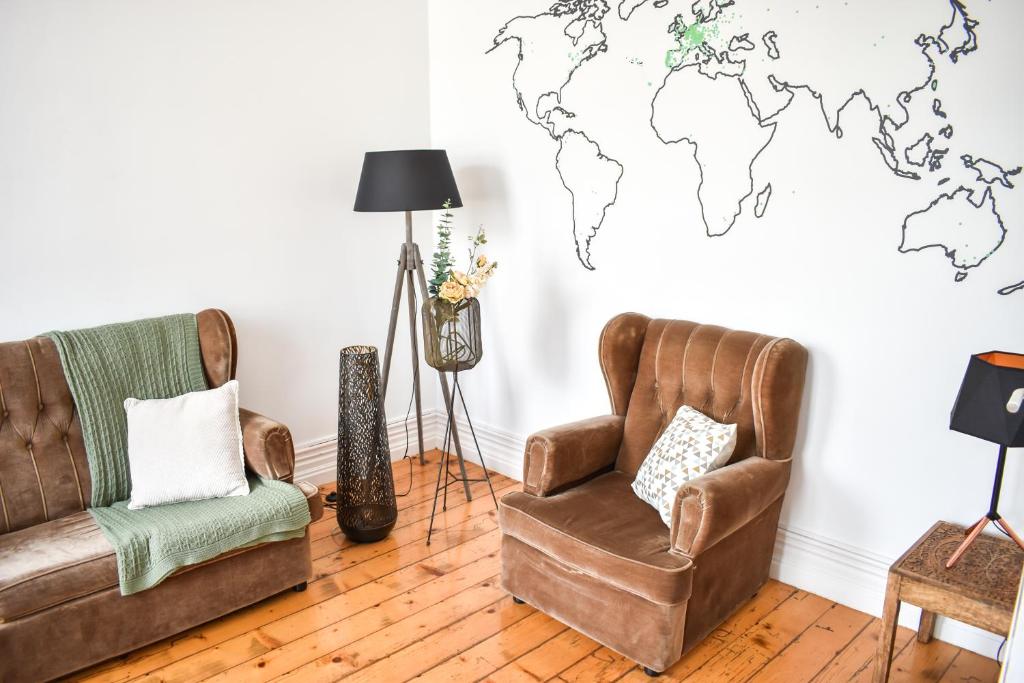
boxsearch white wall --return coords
[428,0,1024,657]
[0,0,436,444]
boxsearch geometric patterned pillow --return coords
[630,405,738,527]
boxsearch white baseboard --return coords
[292,436,336,485]
[293,409,444,485]
[438,412,525,480]
[295,417,1004,660]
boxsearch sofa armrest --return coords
[670,456,791,557]
[296,481,324,523]
[523,415,625,497]
[239,408,295,483]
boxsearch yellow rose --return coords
[438,280,466,304]
[452,270,470,286]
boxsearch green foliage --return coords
[429,199,455,297]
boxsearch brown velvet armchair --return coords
[499,314,808,675]
[0,309,323,683]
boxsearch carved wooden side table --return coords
[873,521,1024,682]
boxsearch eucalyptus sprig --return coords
[428,199,455,297]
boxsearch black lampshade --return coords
[950,351,1024,447]
[353,150,463,213]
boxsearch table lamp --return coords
[946,351,1024,568]
[352,150,474,497]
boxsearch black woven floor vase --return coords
[336,345,397,542]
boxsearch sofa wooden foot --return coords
[643,667,661,677]
[293,582,308,592]
[512,596,525,604]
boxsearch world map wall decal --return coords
[487,0,1022,295]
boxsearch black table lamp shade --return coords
[950,351,1024,447]
[354,150,463,212]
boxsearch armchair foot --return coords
[643,667,661,677]
[293,582,308,592]
[512,596,525,604]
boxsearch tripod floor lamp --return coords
[946,351,1024,568]
[353,150,474,498]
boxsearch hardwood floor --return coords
[69,454,1001,683]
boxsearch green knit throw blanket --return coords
[90,477,309,595]
[46,314,208,507]
[45,314,310,595]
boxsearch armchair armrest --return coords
[239,408,296,483]
[523,415,625,497]
[670,456,791,557]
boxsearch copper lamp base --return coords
[946,444,1024,568]
[946,513,1024,568]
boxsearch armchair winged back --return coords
[500,313,808,675]
[603,313,807,474]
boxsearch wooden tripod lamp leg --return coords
[380,244,407,402]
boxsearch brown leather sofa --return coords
[0,309,323,682]
[499,314,808,675]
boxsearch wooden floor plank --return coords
[483,627,603,682]
[675,590,834,682]
[888,634,961,683]
[212,573,506,682]
[809,619,914,683]
[557,647,637,683]
[69,459,1000,683]
[414,611,568,682]
[937,649,1002,683]
[139,531,503,682]
[747,602,873,683]
[277,596,535,682]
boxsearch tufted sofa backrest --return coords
[0,309,237,534]
[599,313,808,479]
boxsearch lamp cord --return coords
[395,375,416,497]
[395,282,419,497]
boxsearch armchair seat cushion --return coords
[500,471,693,606]
[0,481,323,623]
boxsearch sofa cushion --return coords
[499,471,693,605]
[0,511,117,622]
[0,481,323,622]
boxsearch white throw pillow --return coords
[124,379,249,509]
[631,405,738,527]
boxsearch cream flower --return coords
[464,284,480,299]
[438,280,466,304]
[452,270,470,286]
[476,254,488,268]
[477,262,496,279]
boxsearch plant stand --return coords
[426,366,499,545]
